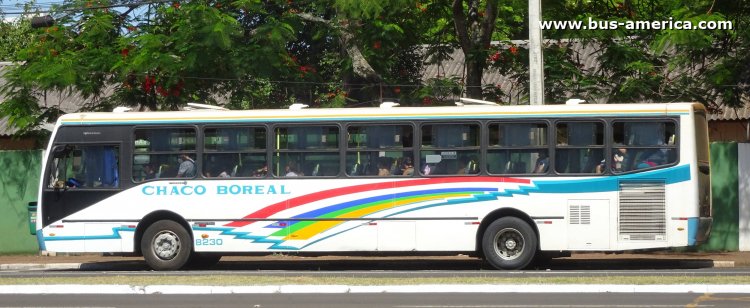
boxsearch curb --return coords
[0,284,749,294]
[0,263,84,271]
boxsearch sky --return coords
[1,0,63,15]
[1,0,148,22]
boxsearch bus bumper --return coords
[689,217,713,246]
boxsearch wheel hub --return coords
[153,231,180,260]
[493,228,524,261]
[505,239,517,250]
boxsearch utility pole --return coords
[529,0,544,105]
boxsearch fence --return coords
[0,150,42,254]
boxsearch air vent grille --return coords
[569,205,591,225]
[619,181,666,241]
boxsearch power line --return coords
[1,0,172,15]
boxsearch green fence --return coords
[0,144,744,254]
[0,150,42,254]
[701,142,740,251]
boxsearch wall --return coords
[701,142,739,251]
[0,150,42,253]
[709,121,749,143]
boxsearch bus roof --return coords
[56,102,703,126]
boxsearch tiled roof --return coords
[1,62,100,136]
[709,104,750,121]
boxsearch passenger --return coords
[142,164,157,180]
[401,157,414,176]
[533,152,549,173]
[456,157,469,174]
[597,148,627,173]
[285,162,301,177]
[176,154,196,178]
[635,149,665,170]
[378,158,391,176]
[254,164,268,177]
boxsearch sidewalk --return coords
[0,251,747,271]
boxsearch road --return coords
[1,258,750,307]
[1,293,750,307]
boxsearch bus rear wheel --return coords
[482,217,537,270]
[141,220,192,271]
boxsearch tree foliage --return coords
[0,0,748,136]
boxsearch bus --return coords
[33,101,712,270]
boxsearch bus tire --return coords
[187,253,222,269]
[141,220,192,271]
[481,217,537,270]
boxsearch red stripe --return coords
[224,176,529,227]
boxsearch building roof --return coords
[709,104,750,121]
[422,40,749,121]
[0,62,91,136]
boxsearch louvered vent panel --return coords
[619,181,666,241]
[569,205,591,225]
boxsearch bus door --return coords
[41,142,123,251]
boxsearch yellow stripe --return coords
[60,108,691,123]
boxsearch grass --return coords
[2,275,750,285]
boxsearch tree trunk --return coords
[465,59,484,98]
[452,0,499,99]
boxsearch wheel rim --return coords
[151,230,181,260]
[493,227,525,261]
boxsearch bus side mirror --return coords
[52,145,72,158]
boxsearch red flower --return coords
[490,51,501,62]
[509,46,518,55]
[422,96,433,106]
[373,41,381,49]
[143,76,154,93]
[157,85,169,97]
[172,2,180,9]
[121,48,129,57]
[393,87,401,94]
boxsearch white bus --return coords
[34,101,712,270]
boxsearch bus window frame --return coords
[270,122,343,178]
[343,122,417,178]
[485,119,552,176]
[130,125,200,183]
[418,121,482,177]
[552,119,607,176]
[606,117,680,175]
[201,124,268,179]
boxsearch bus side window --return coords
[613,121,677,173]
[48,145,120,188]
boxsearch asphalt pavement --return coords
[0,251,746,271]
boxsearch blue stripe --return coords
[688,217,698,246]
[36,232,46,251]
[43,227,135,241]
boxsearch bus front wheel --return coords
[141,220,192,271]
[482,217,537,270]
